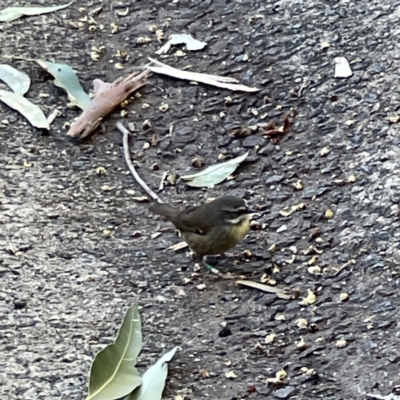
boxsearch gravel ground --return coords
[2,0,400,399]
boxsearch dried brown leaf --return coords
[236,280,292,299]
[67,69,150,138]
[263,114,291,137]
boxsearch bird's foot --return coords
[204,263,220,275]
[204,263,246,280]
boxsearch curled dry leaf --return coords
[262,114,291,143]
[266,369,287,384]
[236,280,293,300]
[67,69,151,138]
[148,58,260,92]
[156,33,207,54]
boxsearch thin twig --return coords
[159,170,168,191]
[116,121,163,203]
[333,261,350,277]
[47,108,61,125]
[298,77,310,97]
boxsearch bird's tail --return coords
[149,202,179,220]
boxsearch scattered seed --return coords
[199,369,210,379]
[103,229,113,237]
[336,339,347,348]
[347,174,356,183]
[320,147,330,156]
[296,318,308,328]
[225,370,237,379]
[96,167,107,175]
[268,243,277,252]
[265,333,276,344]
[196,283,206,291]
[305,289,317,304]
[339,293,349,301]
[325,209,334,219]
[307,266,321,275]
[293,180,303,190]
[307,255,319,265]
[296,337,307,350]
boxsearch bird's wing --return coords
[172,208,214,234]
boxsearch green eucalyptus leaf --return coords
[0,2,73,22]
[35,59,91,110]
[125,347,179,400]
[0,64,31,95]
[181,152,249,188]
[0,89,49,129]
[87,299,142,400]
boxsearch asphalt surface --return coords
[2,1,400,399]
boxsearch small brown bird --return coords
[149,195,253,259]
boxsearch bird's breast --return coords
[182,215,250,256]
[230,215,250,241]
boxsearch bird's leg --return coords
[202,255,220,274]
